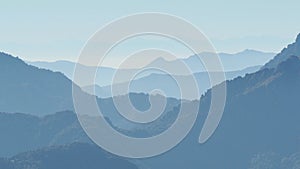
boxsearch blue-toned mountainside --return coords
[0,111,90,157]
[0,52,179,121]
[0,52,75,115]
[1,56,300,169]
[263,33,300,69]
[0,34,299,169]
[249,152,300,169]
[140,36,300,168]
[0,94,180,157]
[0,143,138,169]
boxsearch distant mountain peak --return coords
[241,49,260,53]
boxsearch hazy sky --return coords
[1,0,300,62]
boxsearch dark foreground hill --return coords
[0,96,179,157]
[0,111,90,157]
[0,143,138,169]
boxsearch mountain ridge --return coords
[27,49,275,87]
[141,34,300,169]
[0,52,77,115]
[262,33,300,69]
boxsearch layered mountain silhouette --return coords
[27,50,273,99]
[0,95,180,157]
[93,65,260,99]
[0,52,182,117]
[0,143,138,169]
[2,55,300,169]
[139,35,300,169]
[139,55,300,169]
[146,49,274,73]
[0,33,299,169]
[28,49,274,77]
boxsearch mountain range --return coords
[146,49,274,73]
[1,54,300,169]
[27,49,274,87]
[89,65,261,99]
[141,34,300,169]
[0,33,300,169]
[26,50,274,99]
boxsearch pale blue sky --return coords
[0,0,299,62]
